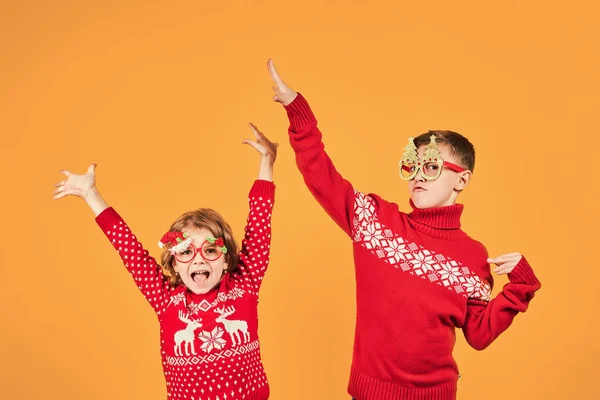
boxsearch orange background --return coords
[1,1,598,399]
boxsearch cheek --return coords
[440,177,457,193]
[428,181,446,195]
[173,261,183,274]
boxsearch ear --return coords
[223,262,229,272]
[172,259,180,275]
[454,170,472,192]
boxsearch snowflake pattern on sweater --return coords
[282,93,541,400]
[352,191,491,301]
[96,180,274,400]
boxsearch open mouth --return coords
[190,270,211,284]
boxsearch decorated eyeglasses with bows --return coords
[158,231,228,263]
[398,134,466,181]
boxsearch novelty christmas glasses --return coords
[399,135,465,181]
[158,232,228,263]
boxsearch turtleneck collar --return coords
[407,199,465,237]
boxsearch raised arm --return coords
[268,59,366,237]
[53,164,174,315]
[236,124,277,293]
[236,180,275,293]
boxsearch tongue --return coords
[193,272,209,284]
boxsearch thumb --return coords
[242,139,261,152]
[87,163,97,175]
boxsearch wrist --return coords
[257,159,274,182]
[84,187,101,202]
[260,155,275,167]
[84,187,109,216]
[282,92,298,106]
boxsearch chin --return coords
[184,283,213,295]
[411,192,453,209]
[411,195,432,209]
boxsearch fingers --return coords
[494,264,517,275]
[55,180,66,187]
[487,253,521,264]
[59,169,73,177]
[248,123,264,141]
[488,252,522,275]
[87,163,97,175]
[248,122,278,146]
[242,139,264,154]
[53,192,68,200]
[267,58,284,86]
[272,86,281,102]
[52,188,76,200]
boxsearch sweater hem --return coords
[348,367,457,400]
[167,386,269,400]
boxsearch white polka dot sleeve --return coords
[236,180,275,293]
[96,207,173,315]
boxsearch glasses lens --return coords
[174,244,196,263]
[201,241,223,261]
[400,162,417,179]
[422,161,442,179]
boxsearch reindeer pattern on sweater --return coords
[95,180,275,400]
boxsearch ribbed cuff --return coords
[508,256,540,286]
[95,207,123,230]
[284,93,318,130]
[249,180,275,200]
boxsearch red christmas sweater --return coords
[283,94,541,400]
[95,180,274,400]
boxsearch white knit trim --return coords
[169,237,193,254]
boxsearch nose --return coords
[414,168,426,182]
[191,251,206,265]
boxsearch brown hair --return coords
[160,208,240,286]
[413,130,476,172]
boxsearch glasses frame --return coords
[172,240,224,264]
[400,159,466,181]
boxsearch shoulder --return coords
[353,191,402,214]
[468,237,489,258]
[462,236,492,281]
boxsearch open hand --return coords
[53,164,98,200]
[488,253,523,275]
[267,59,297,106]
[243,123,278,165]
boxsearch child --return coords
[266,59,541,400]
[53,123,278,400]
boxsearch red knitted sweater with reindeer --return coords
[95,180,274,400]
